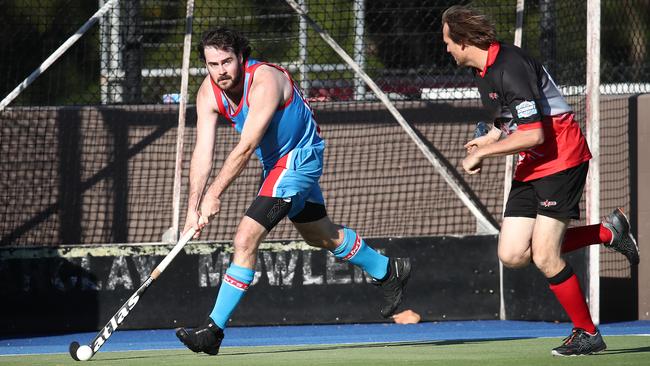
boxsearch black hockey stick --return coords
[68,228,196,361]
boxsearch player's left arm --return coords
[202,67,284,205]
[470,68,544,159]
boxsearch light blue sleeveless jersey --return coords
[210,59,323,171]
[210,59,326,215]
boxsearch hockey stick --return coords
[68,228,196,361]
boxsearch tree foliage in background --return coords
[601,0,650,83]
[0,1,99,105]
[0,0,648,106]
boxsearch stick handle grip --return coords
[474,121,490,138]
[151,228,196,279]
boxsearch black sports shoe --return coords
[603,208,639,265]
[551,328,607,356]
[373,258,411,318]
[176,318,224,355]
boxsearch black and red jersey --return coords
[475,42,592,181]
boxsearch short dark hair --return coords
[442,5,497,50]
[197,27,252,61]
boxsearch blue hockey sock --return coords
[332,227,389,280]
[209,264,255,329]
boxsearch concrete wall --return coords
[1,235,588,335]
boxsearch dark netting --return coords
[595,1,648,278]
[0,0,646,283]
[0,1,187,245]
[520,0,646,278]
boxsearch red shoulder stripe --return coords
[209,77,228,119]
[245,62,295,110]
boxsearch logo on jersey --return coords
[515,100,538,118]
[540,200,557,208]
[489,92,499,100]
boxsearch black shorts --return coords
[245,196,328,232]
[504,161,589,220]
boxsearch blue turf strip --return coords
[1,320,649,356]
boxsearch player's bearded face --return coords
[204,47,244,91]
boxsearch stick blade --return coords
[69,341,81,361]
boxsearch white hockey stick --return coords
[68,228,196,361]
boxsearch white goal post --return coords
[586,0,601,325]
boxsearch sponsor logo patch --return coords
[515,100,537,118]
[540,200,558,208]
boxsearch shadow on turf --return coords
[223,338,532,357]
[600,346,650,355]
[93,338,532,361]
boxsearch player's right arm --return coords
[469,65,545,160]
[183,75,219,238]
[462,62,545,174]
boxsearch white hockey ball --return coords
[76,345,93,361]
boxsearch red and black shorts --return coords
[504,161,589,220]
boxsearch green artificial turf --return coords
[1,335,648,366]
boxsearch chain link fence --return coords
[1,0,647,276]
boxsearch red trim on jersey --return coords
[226,59,253,119]
[517,121,542,130]
[244,61,265,108]
[514,112,592,181]
[281,89,294,109]
[479,42,501,78]
[245,62,295,110]
[342,234,362,261]
[224,274,249,290]
[268,63,295,110]
[279,70,295,109]
[209,77,229,120]
[258,153,290,197]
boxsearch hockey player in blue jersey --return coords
[175,27,411,356]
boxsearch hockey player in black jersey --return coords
[441,5,638,357]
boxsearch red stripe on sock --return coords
[224,274,250,291]
[561,224,612,254]
[549,274,596,333]
[342,234,362,261]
